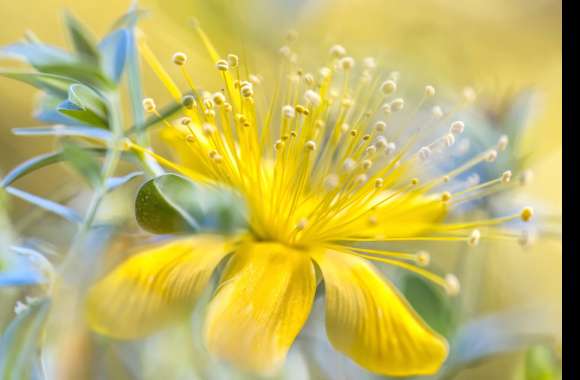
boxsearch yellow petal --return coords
[86,235,235,339]
[204,242,316,374]
[314,250,448,376]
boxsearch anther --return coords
[241,82,254,97]
[274,139,284,151]
[415,251,431,267]
[324,174,340,190]
[182,95,196,109]
[362,159,373,170]
[329,44,347,58]
[463,86,477,103]
[216,59,229,71]
[374,178,384,188]
[468,229,481,246]
[445,274,461,296]
[354,174,368,185]
[445,134,456,147]
[486,149,498,162]
[374,121,386,132]
[424,85,436,97]
[172,52,187,66]
[304,90,321,106]
[382,104,391,114]
[296,218,308,231]
[339,56,355,70]
[180,117,192,126]
[363,57,376,69]
[501,170,512,183]
[305,140,317,151]
[418,146,432,161]
[390,98,405,112]
[441,191,451,202]
[227,54,239,68]
[450,121,465,135]
[202,123,215,136]
[497,134,509,151]
[142,98,156,113]
[282,105,296,118]
[432,106,444,119]
[343,158,356,172]
[365,146,377,156]
[381,80,397,95]
[186,134,195,142]
[385,142,397,155]
[213,92,226,106]
[521,207,534,222]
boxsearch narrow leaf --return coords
[1,151,65,188]
[64,11,100,62]
[98,29,129,83]
[0,298,51,380]
[5,186,81,223]
[12,125,112,141]
[105,171,143,192]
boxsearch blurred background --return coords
[0,0,561,379]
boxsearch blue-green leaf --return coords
[68,83,108,120]
[61,142,102,188]
[57,99,108,127]
[64,11,100,63]
[1,151,65,188]
[105,171,143,192]
[12,125,113,141]
[1,42,73,68]
[441,311,555,377]
[98,29,128,84]
[0,298,51,380]
[0,70,77,98]
[5,186,81,224]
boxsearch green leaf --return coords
[135,173,247,235]
[0,298,50,380]
[68,84,108,120]
[64,11,100,63]
[61,142,102,188]
[12,125,113,141]
[135,174,201,234]
[524,345,561,380]
[57,100,106,127]
[5,186,82,224]
[56,84,109,127]
[402,274,456,338]
[0,70,77,98]
[105,171,143,192]
[98,29,128,83]
[1,148,137,188]
[1,151,65,188]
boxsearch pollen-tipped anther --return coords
[172,52,187,66]
[521,207,534,222]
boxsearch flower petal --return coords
[314,250,448,376]
[204,242,316,374]
[86,235,235,339]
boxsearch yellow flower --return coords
[86,29,532,376]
